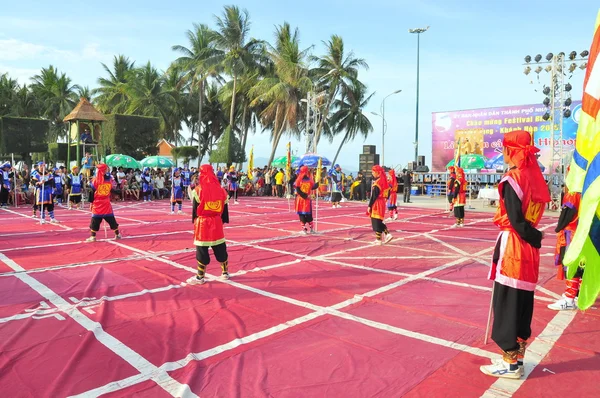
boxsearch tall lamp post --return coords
[409,26,429,164]
[378,90,402,166]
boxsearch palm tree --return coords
[198,82,227,159]
[77,86,92,102]
[30,66,80,139]
[94,55,135,113]
[172,23,221,165]
[11,84,40,117]
[0,73,19,116]
[162,65,189,146]
[249,23,312,165]
[329,82,374,165]
[210,5,264,164]
[125,62,174,140]
[310,35,368,145]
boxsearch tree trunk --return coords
[237,103,248,170]
[197,79,204,168]
[267,115,288,166]
[314,88,337,146]
[331,132,349,166]
[227,75,238,165]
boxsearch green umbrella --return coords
[271,155,298,167]
[104,154,141,169]
[140,156,174,168]
[446,154,488,170]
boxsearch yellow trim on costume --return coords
[194,238,226,247]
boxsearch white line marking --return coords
[481,310,577,397]
[1,207,73,230]
[0,253,196,398]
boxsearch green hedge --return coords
[0,117,49,155]
[100,114,160,159]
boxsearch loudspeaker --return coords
[374,154,380,165]
[359,154,377,163]
[418,156,426,167]
[407,161,416,171]
[363,145,376,155]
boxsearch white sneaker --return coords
[85,236,96,243]
[385,217,393,222]
[548,296,577,311]
[170,211,175,215]
[50,219,59,224]
[480,359,523,379]
[450,224,459,228]
[187,276,205,285]
[221,273,230,280]
[31,214,38,219]
[372,239,383,246]
[177,210,184,215]
[458,224,464,228]
[393,214,398,221]
[39,219,46,224]
[234,201,239,205]
[383,233,393,244]
[302,229,309,235]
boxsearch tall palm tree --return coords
[310,35,368,145]
[329,82,374,165]
[198,81,227,160]
[172,23,221,164]
[125,62,174,140]
[210,5,264,164]
[94,55,135,113]
[250,23,312,165]
[0,73,19,116]
[11,84,40,117]
[77,86,92,102]
[30,66,80,139]
[162,65,189,145]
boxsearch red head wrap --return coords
[388,169,397,187]
[295,166,310,187]
[199,164,220,188]
[93,163,108,186]
[503,130,550,203]
[447,166,455,173]
[372,165,389,191]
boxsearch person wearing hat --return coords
[170,167,185,214]
[52,168,64,205]
[451,167,467,227]
[181,165,191,199]
[480,130,549,379]
[386,169,399,220]
[368,165,393,245]
[30,162,42,217]
[294,166,319,234]
[188,164,231,285]
[86,163,121,242]
[226,165,239,204]
[34,162,59,224]
[0,162,13,207]
[330,164,343,208]
[66,166,83,210]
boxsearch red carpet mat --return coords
[0,198,598,397]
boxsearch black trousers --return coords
[0,186,9,204]
[276,184,284,197]
[454,206,465,218]
[90,215,119,232]
[196,242,228,265]
[403,187,411,202]
[331,192,342,203]
[491,282,534,352]
[299,214,313,223]
[371,218,387,233]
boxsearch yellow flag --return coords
[286,142,291,181]
[316,157,322,183]
[248,146,254,180]
[563,9,600,310]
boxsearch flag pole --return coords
[484,283,495,345]
[170,166,175,213]
[39,157,45,225]
[11,153,18,208]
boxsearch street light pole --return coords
[409,26,429,164]
[380,89,402,166]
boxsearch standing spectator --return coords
[403,170,413,203]
[81,152,94,178]
[264,167,272,196]
[154,172,167,199]
[275,168,284,197]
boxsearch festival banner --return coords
[431,101,582,173]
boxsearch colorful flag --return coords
[286,142,292,181]
[563,10,600,310]
[248,146,254,180]
[454,139,462,168]
[315,157,322,182]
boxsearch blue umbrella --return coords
[484,152,546,173]
[292,153,332,168]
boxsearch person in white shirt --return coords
[154,173,166,199]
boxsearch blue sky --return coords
[0,0,598,171]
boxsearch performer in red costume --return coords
[451,167,467,227]
[187,164,230,285]
[368,165,392,245]
[294,166,319,234]
[447,166,456,212]
[481,130,549,379]
[86,163,121,242]
[387,169,399,221]
[548,181,583,311]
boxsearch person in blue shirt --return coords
[329,164,343,208]
[0,162,13,207]
[52,168,64,204]
[66,166,83,210]
[81,152,93,177]
[141,168,153,202]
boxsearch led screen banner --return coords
[431,101,581,173]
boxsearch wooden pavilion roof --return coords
[63,98,106,122]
